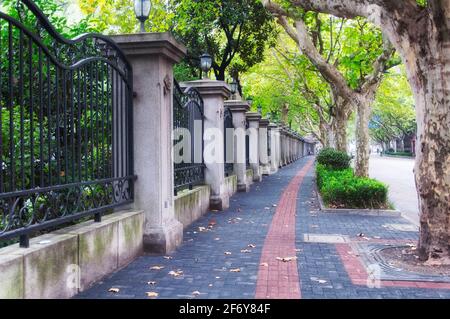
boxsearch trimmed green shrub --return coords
[316,148,351,170]
[384,151,413,157]
[316,164,388,209]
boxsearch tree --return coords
[370,67,416,151]
[77,0,277,81]
[264,0,450,261]
[264,2,398,177]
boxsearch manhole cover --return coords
[383,223,418,232]
[303,234,349,243]
[355,243,450,283]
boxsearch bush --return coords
[316,148,351,170]
[316,164,388,209]
[384,151,413,157]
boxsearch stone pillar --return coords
[112,33,185,254]
[225,100,250,192]
[268,123,279,173]
[259,118,270,175]
[182,80,231,210]
[246,112,262,182]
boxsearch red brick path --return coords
[255,159,315,299]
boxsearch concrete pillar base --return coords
[143,219,183,254]
[210,194,229,211]
[237,183,250,192]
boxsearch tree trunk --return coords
[281,103,289,124]
[354,103,371,177]
[411,53,450,261]
[332,105,349,153]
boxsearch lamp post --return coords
[200,53,213,79]
[134,0,152,33]
[230,78,238,99]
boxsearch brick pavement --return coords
[76,157,450,299]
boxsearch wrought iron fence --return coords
[173,81,204,195]
[223,106,234,177]
[0,0,134,247]
[245,119,250,168]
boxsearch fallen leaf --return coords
[192,291,201,296]
[168,270,183,277]
[264,207,270,210]
[260,263,269,267]
[276,256,297,262]
[215,276,221,279]
[240,249,251,253]
[208,284,213,287]
[150,265,165,270]
[230,268,241,272]
[208,219,217,227]
[214,237,220,241]
[146,292,159,298]
[108,288,120,293]
[198,226,207,232]
[224,251,232,255]
[237,208,242,212]
[248,244,256,248]
[272,204,277,207]
[318,280,327,284]
[357,232,365,237]
[163,256,173,260]
[147,281,156,285]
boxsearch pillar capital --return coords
[259,118,270,128]
[224,100,250,113]
[181,79,231,99]
[111,32,186,63]
[245,111,262,122]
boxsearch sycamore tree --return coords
[370,67,416,150]
[263,0,450,262]
[242,31,336,147]
[264,1,400,178]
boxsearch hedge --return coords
[316,148,351,170]
[316,164,388,209]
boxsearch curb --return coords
[316,185,401,217]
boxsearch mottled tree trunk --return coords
[409,48,450,261]
[354,103,371,177]
[281,103,289,125]
[332,106,349,153]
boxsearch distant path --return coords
[369,155,419,226]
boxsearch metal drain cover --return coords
[355,243,450,283]
[303,234,349,243]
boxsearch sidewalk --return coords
[76,157,450,299]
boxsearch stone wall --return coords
[175,185,211,228]
[0,210,143,299]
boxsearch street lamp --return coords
[247,97,253,107]
[200,53,212,79]
[230,78,238,95]
[134,0,152,33]
[257,105,262,115]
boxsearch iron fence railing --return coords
[0,0,135,247]
[223,106,234,177]
[245,119,250,168]
[173,81,204,195]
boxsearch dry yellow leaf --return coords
[168,270,183,277]
[230,268,241,272]
[150,265,165,270]
[108,288,120,293]
[146,292,159,298]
